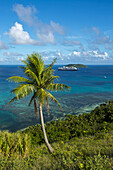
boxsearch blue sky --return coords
[1,0,113,65]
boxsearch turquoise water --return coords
[0,65,113,132]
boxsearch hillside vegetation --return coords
[65,64,88,68]
[0,100,113,169]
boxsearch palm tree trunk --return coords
[46,97,50,116]
[39,103,54,153]
[34,98,39,120]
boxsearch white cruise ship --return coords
[58,66,78,71]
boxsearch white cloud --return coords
[82,50,109,60]
[37,31,55,44]
[4,51,24,57]
[7,22,56,45]
[50,21,64,35]
[0,57,4,61]
[57,52,61,56]
[0,40,8,50]
[13,4,65,45]
[40,49,109,63]
[73,51,81,56]
[43,56,49,61]
[39,50,64,62]
[67,50,109,61]
[2,51,25,63]
[62,39,81,46]
[13,4,64,35]
[94,35,112,45]
[82,51,88,56]
[8,22,38,45]
[66,35,84,39]
[38,49,111,64]
[13,4,37,26]
[17,56,24,61]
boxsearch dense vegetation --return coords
[23,100,113,145]
[0,100,113,169]
[65,64,88,68]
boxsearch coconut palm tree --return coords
[7,53,70,152]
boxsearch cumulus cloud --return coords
[82,50,109,60]
[73,51,81,56]
[7,22,56,45]
[37,48,111,64]
[13,4,64,45]
[39,50,65,62]
[37,31,55,44]
[8,22,37,45]
[0,40,8,50]
[67,50,109,61]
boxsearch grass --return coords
[1,100,113,169]
[0,130,113,169]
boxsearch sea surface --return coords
[0,65,113,132]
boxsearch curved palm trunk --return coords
[39,103,54,153]
[34,98,39,119]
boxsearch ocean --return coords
[0,65,113,132]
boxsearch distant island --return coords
[65,64,88,68]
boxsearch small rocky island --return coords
[58,64,88,71]
[66,64,88,68]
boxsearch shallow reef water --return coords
[0,65,113,131]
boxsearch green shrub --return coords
[1,100,113,169]
[23,100,113,145]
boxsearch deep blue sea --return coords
[1,65,113,132]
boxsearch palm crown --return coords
[8,53,69,108]
[7,53,70,152]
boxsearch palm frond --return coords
[7,76,32,84]
[28,92,37,106]
[19,66,25,71]
[47,83,70,91]
[46,58,57,70]
[11,84,36,98]
[7,53,69,117]
[42,58,57,79]
[26,54,44,76]
[21,60,32,70]
[6,94,24,106]
[45,90,63,111]
[40,76,59,89]
[25,69,40,85]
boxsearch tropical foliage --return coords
[1,100,113,169]
[23,100,113,145]
[7,53,70,152]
